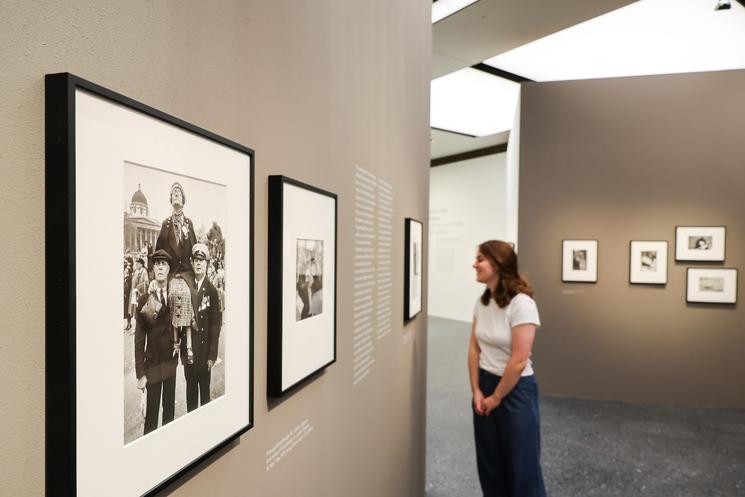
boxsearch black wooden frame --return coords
[561,239,599,283]
[267,175,338,397]
[685,267,739,304]
[629,240,668,285]
[674,225,727,262]
[404,217,424,320]
[45,72,254,497]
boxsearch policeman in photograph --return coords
[134,249,177,434]
[181,243,223,412]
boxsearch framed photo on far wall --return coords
[45,73,253,497]
[267,175,337,397]
[675,226,726,261]
[405,218,423,320]
[629,240,668,285]
[686,268,738,304]
[562,239,598,283]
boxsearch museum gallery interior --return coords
[2,1,744,496]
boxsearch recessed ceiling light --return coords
[484,0,745,81]
[430,67,520,137]
[432,0,480,24]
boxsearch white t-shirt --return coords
[473,293,541,377]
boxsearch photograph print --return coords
[46,73,253,497]
[123,163,228,444]
[686,268,738,304]
[296,239,324,321]
[629,240,668,285]
[267,176,337,397]
[675,226,726,261]
[562,240,598,283]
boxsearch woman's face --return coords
[473,250,497,284]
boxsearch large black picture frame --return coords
[45,73,254,497]
[267,175,338,397]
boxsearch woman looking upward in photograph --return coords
[469,240,547,497]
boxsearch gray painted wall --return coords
[519,70,745,408]
[0,2,431,496]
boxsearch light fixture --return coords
[430,67,520,137]
[715,0,731,9]
[432,0,480,24]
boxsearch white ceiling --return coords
[485,0,745,82]
[430,0,745,160]
[430,0,635,159]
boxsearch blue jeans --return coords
[473,369,547,497]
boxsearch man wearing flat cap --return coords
[134,249,177,434]
[181,243,223,412]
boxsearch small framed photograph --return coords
[267,175,337,397]
[629,240,668,285]
[562,240,598,282]
[46,73,253,497]
[686,268,738,304]
[405,218,423,320]
[675,226,726,261]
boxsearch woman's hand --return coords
[481,394,501,416]
[473,389,486,416]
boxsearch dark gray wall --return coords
[519,70,745,408]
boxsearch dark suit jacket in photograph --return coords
[156,213,197,276]
[134,291,177,382]
[181,276,223,372]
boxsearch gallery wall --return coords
[0,2,431,496]
[428,153,509,322]
[519,69,745,408]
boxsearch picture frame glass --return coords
[675,226,725,261]
[686,268,738,304]
[71,87,252,497]
[269,179,337,395]
[630,241,668,285]
[562,240,598,282]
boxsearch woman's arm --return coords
[468,318,486,415]
[482,323,537,415]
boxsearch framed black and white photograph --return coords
[675,226,726,261]
[629,240,668,285]
[267,175,337,397]
[46,73,254,497]
[405,218,423,320]
[562,240,598,282]
[686,268,738,304]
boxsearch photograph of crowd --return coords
[123,162,228,444]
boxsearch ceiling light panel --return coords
[432,0,480,24]
[484,0,745,81]
[430,67,520,137]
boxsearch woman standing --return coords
[469,240,546,497]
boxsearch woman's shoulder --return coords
[510,293,536,307]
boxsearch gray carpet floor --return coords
[425,316,745,497]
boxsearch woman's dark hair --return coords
[478,240,533,308]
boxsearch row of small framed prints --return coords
[562,226,738,304]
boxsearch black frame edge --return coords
[685,267,738,304]
[267,175,338,398]
[628,240,669,286]
[404,218,423,321]
[46,72,77,497]
[45,72,255,497]
[561,239,599,284]
[674,225,727,262]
